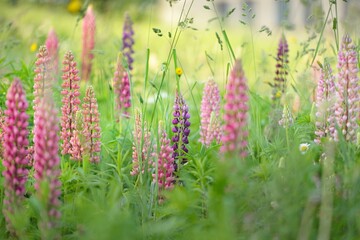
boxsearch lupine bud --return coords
[272,35,289,103]
[33,96,61,237]
[61,51,81,156]
[333,35,359,142]
[200,79,221,147]
[45,28,59,75]
[2,78,29,235]
[82,86,101,163]
[131,111,151,176]
[314,63,336,144]
[221,60,248,158]
[82,5,96,81]
[113,54,131,117]
[278,105,293,128]
[172,92,191,169]
[122,13,134,71]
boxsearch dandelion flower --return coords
[175,67,183,77]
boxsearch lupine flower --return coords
[172,92,191,169]
[314,63,336,144]
[69,112,84,161]
[33,96,61,237]
[33,45,53,114]
[2,78,29,235]
[200,79,221,147]
[152,128,175,202]
[122,13,134,70]
[278,105,293,128]
[82,86,101,163]
[82,5,96,81]
[221,60,248,158]
[45,28,59,75]
[131,111,151,176]
[61,51,81,156]
[0,108,4,159]
[332,35,359,142]
[113,54,131,117]
[272,35,289,103]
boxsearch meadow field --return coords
[0,0,360,239]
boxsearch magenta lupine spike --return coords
[131,111,151,176]
[200,79,221,147]
[221,60,249,158]
[33,45,53,114]
[60,51,81,156]
[0,108,4,159]
[2,78,30,235]
[314,63,336,144]
[45,28,59,75]
[82,86,101,163]
[333,35,359,142]
[171,92,190,169]
[122,12,134,70]
[33,96,61,235]
[113,54,131,117]
[272,35,289,103]
[82,5,96,81]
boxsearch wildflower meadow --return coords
[1,0,360,239]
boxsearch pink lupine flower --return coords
[113,54,131,117]
[82,86,101,163]
[61,50,81,156]
[152,129,175,191]
[45,28,59,75]
[314,63,336,144]
[221,60,249,158]
[131,111,151,176]
[332,35,359,142]
[69,129,83,161]
[0,108,4,159]
[82,5,96,82]
[33,45,53,114]
[2,78,30,235]
[33,96,61,236]
[200,79,221,147]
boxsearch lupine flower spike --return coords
[131,111,151,176]
[200,79,221,147]
[278,105,293,128]
[221,60,249,158]
[113,53,131,117]
[82,4,96,81]
[61,51,81,156]
[272,35,289,103]
[45,28,59,76]
[33,96,61,238]
[82,86,101,163]
[333,35,359,142]
[68,112,84,161]
[172,92,191,170]
[152,127,175,202]
[0,108,4,159]
[314,63,336,144]
[122,13,134,71]
[2,78,29,235]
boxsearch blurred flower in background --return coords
[30,42,37,52]
[67,0,82,14]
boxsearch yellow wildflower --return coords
[30,42,38,52]
[175,67,182,77]
[275,90,282,98]
[67,0,82,14]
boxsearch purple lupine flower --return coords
[332,35,359,142]
[45,28,59,75]
[82,86,101,163]
[314,63,336,144]
[200,79,221,147]
[221,60,249,158]
[33,45,53,114]
[2,78,29,235]
[172,92,190,169]
[152,128,175,202]
[113,54,131,117]
[131,111,151,176]
[33,96,61,237]
[122,13,134,71]
[61,50,81,156]
[82,5,96,81]
[272,35,289,103]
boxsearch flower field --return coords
[1,0,360,239]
